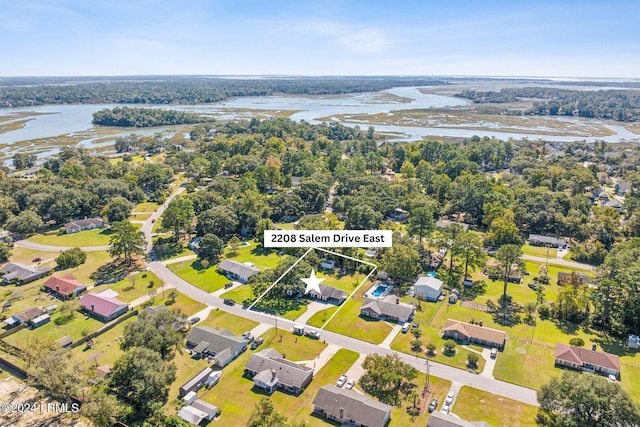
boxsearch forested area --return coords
[92,106,210,127]
[0,76,445,107]
[457,87,640,121]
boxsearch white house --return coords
[413,275,443,302]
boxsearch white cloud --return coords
[301,21,393,54]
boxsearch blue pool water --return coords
[426,272,438,278]
[372,285,387,297]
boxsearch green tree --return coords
[5,210,43,235]
[407,205,435,242]
[345,204,383,230]
[467,352,479,367]
[246,398,288,427]
[360,353,418,406]
[435,223,464,287]
[80,388,128,427]
[195,233,225,262]
[538,371,640,427]
[29,347,83,403]
[495,244,525,317]
[196,206,238,238]
[0,242,10,263]
[380,243,421,282]
[109,220,145,265]
[485,209,522,246]
[120,307,184,359]
[110,347,177,418]
[162,197,194,241]
[228,236,241,257]
[104,196,132,223]
[453,231,487,282]
[55,247,87,269]
[255,218,273,246]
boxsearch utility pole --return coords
[425,357,430,390]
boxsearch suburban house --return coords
[527,234,567,249]
[187,236,201,251]
[557,272,594,287]
[485,259,522,284]
[427,411,493,427]
[360,295,415,323]
[413,275,444,301]
[185,326,247,367]
[244,348,314,395]
[308,284,347,305]
[178,399,218,425]
[43,274,87,299]
[605,199,623,210]
[217,259,261,283]
[79,290,129,322]
[4,307,43,328]
[320,259,336,270]
[590,187,606,202]
[554,343,621,378]
[436,219,470,232]
[390,208,409,222]
[1,262,51,285]
[64,217,104,234]
[179,367,213,397]
[615,182,631,196]
[312,385,393,427]
[442,319,507,349]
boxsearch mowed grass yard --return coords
[5,311,103,346]
[307,283,393,345]
[220,285,252,303]
[225,242,282,270]
[168,260,229,293]
[99,271,161,304]
[71,315,137,368]
[132,201,160,213]
[199,348,359,426]
[258,328,327,361]
[29,228,114,247]
[198,309,259,336]
[521,244,558,258]
[453,386,538,427]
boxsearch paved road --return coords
[148,260,540,406]
[14,240,110,252]
[522,254,595,271]
[141,186,186,253]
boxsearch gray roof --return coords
[245,348,313,390]
[361,296,415,320]
[313,385,392,427]
[528,234,566,246]
[217,259,261,279]
[12,307,43,323]
[180,367,213,393]
[191,399,218,416]
[616,182,631,193]
[64,217,104,231]
[605,199,623,208]
[1,262,50,282]
[56,335,73,347]
[310,284,347,301]
[428,411,493,427]
[414,275,444,291]
[186,326,246,355]
[436,219,470,231]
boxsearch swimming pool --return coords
[426,271,438,278]
[372,285,388,298]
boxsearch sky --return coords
[2,0,639,78]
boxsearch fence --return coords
[70,309,138,349]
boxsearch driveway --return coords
[294,300,334,324]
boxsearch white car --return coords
[608,374,617,383]
[345,379,355,390]
[336,375,348,387]
[440,404,451,414]
[445,391,455,405]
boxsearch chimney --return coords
[396,297,399,304]
[592,344,597,351]
[271,369,276,378]
[56,285,59,293]
[91,304,95,312]
[339,408,344,419]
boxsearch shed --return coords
[29,313,50,328]
[183,391,197,405]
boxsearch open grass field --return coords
[521,244,558,258]
[225,242,282,270]
[453,386,538,427]
[220,285,253,303]
[56,250,114,283]
[5,311,103,346]
[318,271,366,293]
[307,284,393,344]
[258,328,328,361]
[198,309,259,336]
[166,349,212,405]
[167,260,230,293]
[133,201,161,213]
[29,228,113,247]
[100,271,161,303]
[160,291,207,317]
[199,348,359,426]
[71,315,137,368]
[7,247,56,266]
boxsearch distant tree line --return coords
[93,107,210,127]
[0,77,446,107]
[456,87,640,121]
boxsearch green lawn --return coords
[133,201,160,213]
[129,212,152,221]
[453,386,538,427]
[276,222,296,230]
[71,315,137,368]
[220,285,253,303]
[167,349,212,404]
[101,271,161,304]
[167,260,229,293]
[5,311,103,346]
[8,247,56,266]
[258,328,328,361]
[307,285,393,345]
[29,228,113,247]
[319,271,366,293]
[521,244,557,258]
[198,309,259,336]
[199,348,359,426]
[159,291,207,317]
[57,250,114,284]
[225,242,282,270]
[493,339,559,390]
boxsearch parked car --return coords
[336,375,347,388]
[440,404,451,415]
[345,379,355,390]
[151,219,156,223]
[223,298,236,306]
[428,398,438,413]
[608,374,617,383]
[242,332,255,343]
[491,348,498,359]
[32,257,41,262]
[401,322,410,333]
[189,317,200,324]
[305,329,321,339]
[224,282,233,289]
[445,391,455,405]
[251,337,264,349]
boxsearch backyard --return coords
[29,228,113,247]
[197,309,259,336]
[452,386,538,427]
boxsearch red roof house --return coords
[554,343,621,378]
[44,275,87,299]
[80,291,129,322]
